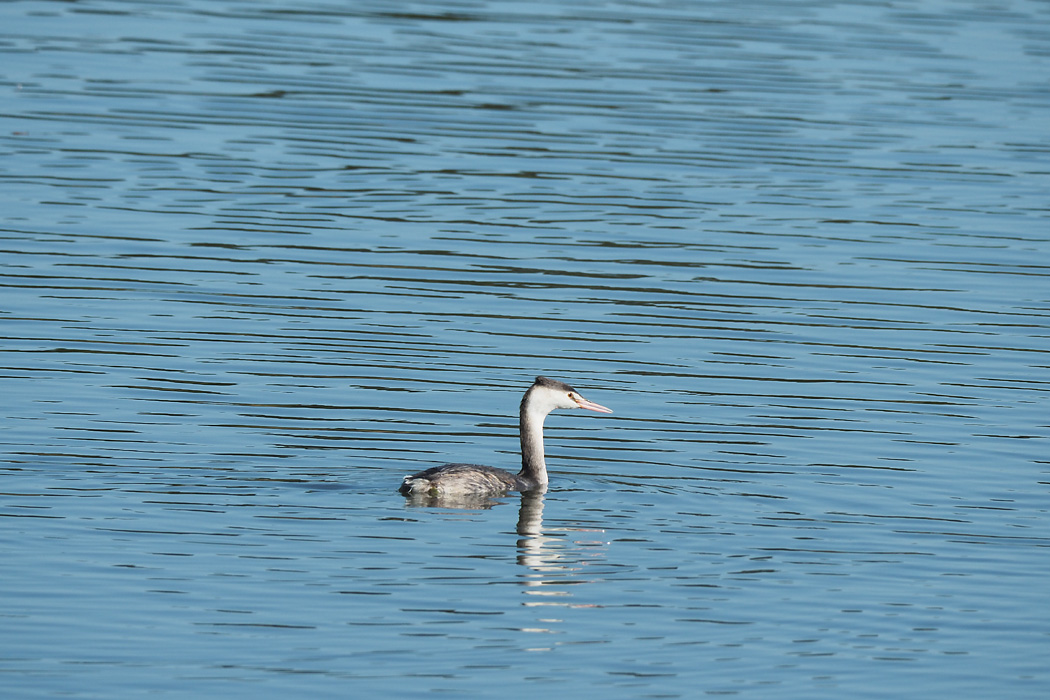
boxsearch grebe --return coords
[399,376,612,498]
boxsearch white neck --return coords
[518,389,552,486]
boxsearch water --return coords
[2,0,1048,697]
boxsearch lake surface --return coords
[2,0,1048,697]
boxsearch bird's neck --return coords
[518,391,549,487]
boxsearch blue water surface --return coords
[1,0,1048,698]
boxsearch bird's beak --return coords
[574,394,613,414]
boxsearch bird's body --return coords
[399,463,528,497]
[399,376,611,498]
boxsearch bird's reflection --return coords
[400,491,505,509]
[514,491,607,606]
[401,488,607,645]
[510,491,609,649]
[401,488,607,599]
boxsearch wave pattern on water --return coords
[1,0,1048,698]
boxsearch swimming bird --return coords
[399,376,612,498]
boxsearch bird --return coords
[399,376,612,498]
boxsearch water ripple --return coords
[2,0,1049,698]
